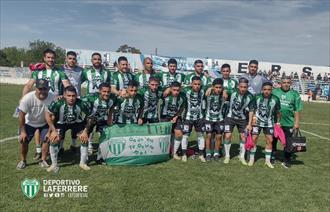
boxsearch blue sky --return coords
[1,0,329,66]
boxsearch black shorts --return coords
[224,117,248,133]
[89,120,108,134]
[55,122,85,140]
[160,116,183,132]
[18,124,48,144]
[252,126,274,136]
[205,120,225,135]
[182,119,205,134]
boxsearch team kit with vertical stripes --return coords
[24,63,302,169]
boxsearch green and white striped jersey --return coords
[254,94,281,127]
[135,71,156,88]
[204,91,225,122]
[223,78,238,96]
[31,68,68,96]
[184,72,211,87]
[111,71,135,91]
[158,72,185,88]
[227,91,255,120]
[182,87,205,121]
[138,88,162,119]
[82,94,117,122]
[160,94,186,118]
[115,95,144,124]
[82,67,111,95]
[48,99,91,124]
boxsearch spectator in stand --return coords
[300,72,306,80]
[316,73,322,81]
[307,89,313,102]
[290,72,294,78]
[323,73,328,82]
[293,72,299,79]
[310,73,314,80]
[314,84,322,100]
[282,71,286,79]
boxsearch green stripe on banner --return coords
[105,154,170,166]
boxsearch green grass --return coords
[0,84,329,211]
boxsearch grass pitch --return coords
[0,84,329,211]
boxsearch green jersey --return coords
[135,71,156,88]
[138,88,162,120]
[158,72,185,88]
[82,67,111,95]
[31,68,68,96]
[272,88,303,127]
[223,78,238,96]
[184,72,211,87]
[82,94,117,122]
[48,99,91,124]
[160,94,186,118]
[204,91,226,122]
[115,95,144,124]
[111,71,135,91]
[182,87,205,121]
[254,94,281,127]
[227,91,254,120]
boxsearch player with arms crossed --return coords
[160,81,186,160]
[223,78,254,165]
[46,86,92,172]
[248,82,281,168]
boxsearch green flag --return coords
[99,122,172,165]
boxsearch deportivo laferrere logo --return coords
[109,138,126,156]
[21,178,40,199]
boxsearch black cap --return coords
[36,79,49,89]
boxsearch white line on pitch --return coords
[300,129,330,141]
[0,136,18,143]
[301,122,330,126]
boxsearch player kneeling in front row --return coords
[114,80,144,125]
[46,86,93,172]
[248,82,281,168]
[139,77,162,124]
[204,78,226,162]
[181,76,206,163]
[223,78,254,165]
[82,82,117,163]
[160,81,186,160]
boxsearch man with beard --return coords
[158,58,185,88]
[111,56,135,97]
[242,60,268,95]
[184,60,211,87]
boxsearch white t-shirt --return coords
[19,91,55,127]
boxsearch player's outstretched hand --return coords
[171,116,178,123]
[245,124,252,132]
[79,131,89,143]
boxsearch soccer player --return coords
[248,82,281,168]
[16,80,55,170]
[184,60,211,87]
[82,52,111,95]
[204,78,226,162]
[223,78,254,165]
[221,64,238,97]
[21,48,70,160]
[160,81,186,160]
[272,76,303,168]
[158,58,185,88]
[62,51,83,97]
[114,80,144,124]
[46,86,92,171]
[181,76,206,163]
[139,77,162,123]
[242,60,268,95]
[135,57,156,88]
[111,56,135,97]
[22,48,71,97]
